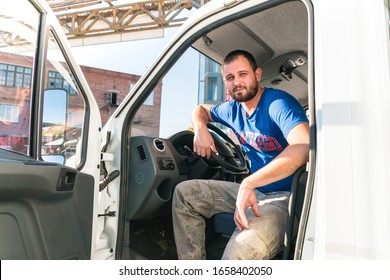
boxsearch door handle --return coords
[57,168,77,191]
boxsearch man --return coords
[172,50,309,259]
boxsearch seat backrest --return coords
[282,164,308,259]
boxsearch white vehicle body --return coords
[0,0,389,260]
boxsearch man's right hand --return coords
[192,104,217,159]
[193,126,217,159]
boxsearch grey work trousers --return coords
[172,179,290,260]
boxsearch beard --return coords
[229,82,258,102]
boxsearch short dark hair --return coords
[223,50,258,72]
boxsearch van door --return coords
[0,0,102,259]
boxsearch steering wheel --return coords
[206,123,249,173]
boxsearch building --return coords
[0,51,162,154]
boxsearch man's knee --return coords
[222,229,272,260]
[173,180,207,210]
[221,208,287,260]
[173,180,195,203]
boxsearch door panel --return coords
[0,149,94,259]
[0,0,101,260]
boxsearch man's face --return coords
[223,55,261,102]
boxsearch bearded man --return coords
[172,50,309,260]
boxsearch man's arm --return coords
[192,104,217,159]
[234,122,310,231]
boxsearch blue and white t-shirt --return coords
[210,87,308,193]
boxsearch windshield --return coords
[130,48,234,139]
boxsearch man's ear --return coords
[255,67,262,82]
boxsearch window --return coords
[198,54,225,104]
[204,72,224,103]
[0,1,39,155]
[131,48,198,138]
[131,83,154,105]
[0,104,19,122]
[0,63,32,88]
[47,70,77,94]
[144,90,154,106]
[67,111,75,127]
[42,31,87,167]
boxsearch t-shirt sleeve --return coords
[210,101,234,128]
[268,95,308,138]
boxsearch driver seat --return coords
[209,164,308,259]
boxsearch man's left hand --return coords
[234,179,260,231]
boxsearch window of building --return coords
[47,70,77,94]
[144,90,154,106]
[0,104,19,123]
[0,63,32,88]
[67,111,75,127]
[204,72,224,103]
[130,82,154,106]
[198,54,224,104]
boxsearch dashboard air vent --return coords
[137,145,147,160]
[153,138,165,152]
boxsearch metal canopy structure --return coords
[47,0,106,12]
[0,0,208,48]
[50,0,209,45]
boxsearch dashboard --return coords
[126,129,248,220]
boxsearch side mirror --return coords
[41,88,68,164]
[41,154,65,165]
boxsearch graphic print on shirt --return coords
[236,131,283,152]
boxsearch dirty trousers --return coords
[172,179,290,260]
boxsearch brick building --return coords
[80,65,162,136]
[0,52,162,154]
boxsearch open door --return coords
[0,0,102,259]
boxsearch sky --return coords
[70,27,179,76]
